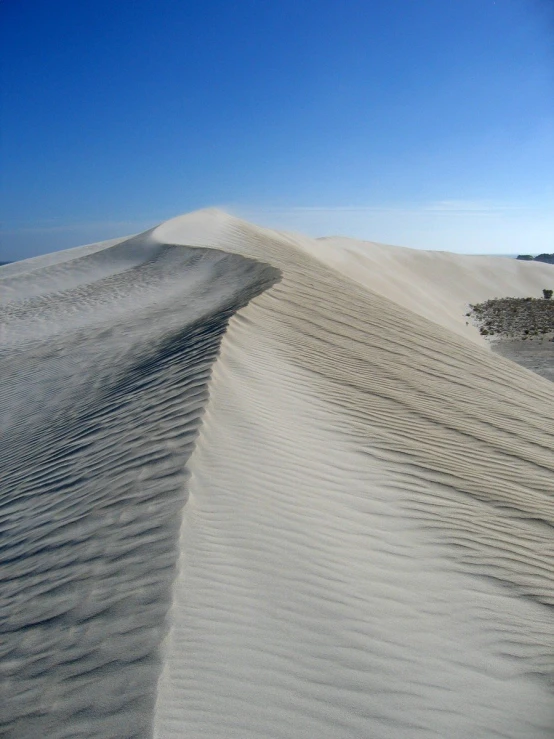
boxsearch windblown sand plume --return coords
[1,210,553,738]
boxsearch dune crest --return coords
[0,232,278,738]
[152,211,553,738]
[2,211,553,738]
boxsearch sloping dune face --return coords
[284,232,554,345]
[2,213,553,739]
[152,212,554,739]
[0,233,279,738]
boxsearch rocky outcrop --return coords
[468,296,554,338]
[516,253,554,264]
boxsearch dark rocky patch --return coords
[468,297,554,339]
[468,295,554,382]
[516,253,554,264]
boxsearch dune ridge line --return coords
[1,210,553,738]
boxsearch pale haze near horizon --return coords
[1,0,553,261]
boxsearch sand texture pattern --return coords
[0,233,278,738]
[2,211,553,738]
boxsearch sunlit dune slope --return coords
[281,229,553,344]
[1,211,553,739]
[153,211,554,739]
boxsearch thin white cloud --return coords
[421,200,529,215]
[231,200,542,218]
[0,219,158,235]
[230,200,554,254]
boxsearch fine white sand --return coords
[2,211,553,739]
[274,229,552,344]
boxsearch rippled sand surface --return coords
[2,211,553,738]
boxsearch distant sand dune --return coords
[295,232,553,344]
[1,212,553,738]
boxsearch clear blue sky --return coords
[1,0,553,260]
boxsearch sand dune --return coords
[0,233,278,738]
[262,227,552,345]
[1,211,553,738]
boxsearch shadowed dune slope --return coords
[0,234,279,739]
[153,211,554,739]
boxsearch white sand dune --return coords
[0,232,278,738]
[1,211,553,738]
[306,234,552,344]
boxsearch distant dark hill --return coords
[517,254,554,264]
